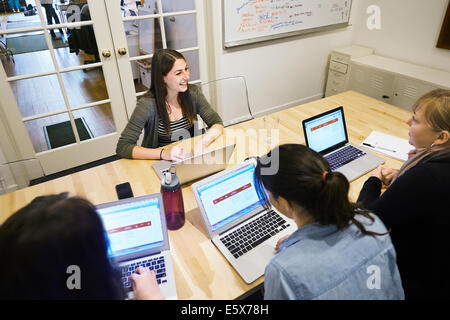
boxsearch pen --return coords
[362,142,396,153]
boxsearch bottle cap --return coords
[161,172,180,192]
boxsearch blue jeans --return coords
[8,0,20,11]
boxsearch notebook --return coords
[96,193,178,300]
[191,159,297,284]
[361,130,414,161]
[302,106,385,182]
[152,144,236,185]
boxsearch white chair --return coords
[200,76,254,127]
[0,158,45,194]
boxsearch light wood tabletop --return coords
[0,90,412,299]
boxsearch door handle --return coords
[102,50,111,58]
[118,48,127,56]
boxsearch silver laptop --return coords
[302,106,385,181]
[152,144,236,185]
[191,159,297,284]
[96,193,177,300]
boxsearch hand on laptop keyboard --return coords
[129,266,165,300]
[164,146,188,162]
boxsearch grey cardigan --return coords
[116,84,223,159]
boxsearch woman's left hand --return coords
[193,140,207,156]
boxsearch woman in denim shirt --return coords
[255,144,404,300]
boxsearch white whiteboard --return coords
[223,0,352,48]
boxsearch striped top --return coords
[157,117,194,147]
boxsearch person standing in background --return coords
[8,0,21,13]
[40,0,64,40]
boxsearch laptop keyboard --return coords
[120,256,167,290]
[220,210,290,259]
[324,145,366,171]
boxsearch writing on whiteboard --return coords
[224,0,351,48]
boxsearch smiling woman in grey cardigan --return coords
[116,49,223,161]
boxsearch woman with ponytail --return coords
[357,89,450,299]
[254,144,404,299]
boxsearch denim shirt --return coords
[264,214,404,300]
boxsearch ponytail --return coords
[256,144,388,237]
[320,171,387,236]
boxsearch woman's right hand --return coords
[130,266,165,300]
[162,146,187,162]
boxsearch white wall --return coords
[205,0,450,118]
[205,1,357,117]
[352,0,450,73]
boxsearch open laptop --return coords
[96,193,177,300]
[302,106,385,181]
[152,144,236,185]
[191,159,297,284]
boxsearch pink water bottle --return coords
[161,168,185,230]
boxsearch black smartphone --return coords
[115,182,134,200]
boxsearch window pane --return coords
[72,104,116,138]
[1,29,56,77]
[10,74,66,118]
[164,14,197,50]
[24,112,74,153]
[60,67,109,107]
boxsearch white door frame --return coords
[0,0,129,175]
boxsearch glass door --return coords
[104,0,205,117]
[0,0,128,175]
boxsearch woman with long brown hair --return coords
[116,49,223,161]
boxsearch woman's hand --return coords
[380,167,398,186]
[275,235,290,253]
[163,146,187,162]
[129,266,165,300]
[371,165,398,187]
[192,139,208,157]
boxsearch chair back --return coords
[0,158,44,195]
[200,76,253,127]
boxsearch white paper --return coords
[360,131,414,162]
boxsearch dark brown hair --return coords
[0,193,124,299]
[254,144,388,237]
[150,49,196,135]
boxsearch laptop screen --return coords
[196,163,266,232]
[303,107,348,153]
[97,197,165,259]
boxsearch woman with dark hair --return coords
[357,89,450,299]
[116,49,223,161]
[0,193,163,300]
[254,144,404,299]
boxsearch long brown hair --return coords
[149,49,196,135]
[254,144,388,237]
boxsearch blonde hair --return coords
[413,89,450,133]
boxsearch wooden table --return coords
[0,90,412,299]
